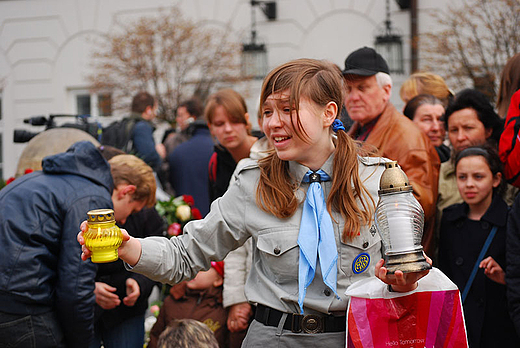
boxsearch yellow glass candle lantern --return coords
[84,209,122,263]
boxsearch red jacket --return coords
[499,89,520,187]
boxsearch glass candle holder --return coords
[375,191,424,254]
[84,209,122,263]
[374,161,431,274]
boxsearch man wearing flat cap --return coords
[343,47,440,255]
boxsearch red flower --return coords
[24,168,33,174]
[191,207,202,220]
[167,223,182,237]
[5,177,15,185]
[182,195,195,206]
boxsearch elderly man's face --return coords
[344,75,391,126]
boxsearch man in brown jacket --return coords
[342,47,440,255]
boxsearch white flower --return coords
[145,315,157,333]
[176,205,191,222]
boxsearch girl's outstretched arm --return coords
[77,221,142,266]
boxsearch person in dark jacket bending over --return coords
[0,141,156,348]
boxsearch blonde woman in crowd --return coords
[400,72,453,108]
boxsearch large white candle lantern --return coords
[374,161,431,274]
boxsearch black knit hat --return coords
[342,47,390,76]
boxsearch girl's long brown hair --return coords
[256,59,375,242]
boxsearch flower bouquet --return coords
[150,196,203,304]
[155,194,202,238]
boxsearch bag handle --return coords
[461,225,498,303]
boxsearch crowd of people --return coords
[1,47,520,348]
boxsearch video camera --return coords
[13,114,102,143]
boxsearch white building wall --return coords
[0,0,452,180]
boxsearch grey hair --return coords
[375,72,392,88]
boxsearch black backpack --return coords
[100,118,137,153]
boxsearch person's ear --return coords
[213,276,223,288]
[208,123,215,136]
[493,172,502,188]
[117,184,136,199]
[485,127,493,139]
[323,101,338,128]
[382,84,392,104]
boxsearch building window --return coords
[98,94,112,116]
[76,94,91,116]
[69,89,112,118]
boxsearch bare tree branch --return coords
[421,0,520,101]
[88,6,247,122]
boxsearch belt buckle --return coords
[301,314,323,334]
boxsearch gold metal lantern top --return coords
[87,209,115,223]
[378,161,413,194]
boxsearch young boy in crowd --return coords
[148,261,228,348]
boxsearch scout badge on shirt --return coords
[352,253,370,274]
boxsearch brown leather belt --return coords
[255,304,346,334]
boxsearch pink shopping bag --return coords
[345,268,468,348]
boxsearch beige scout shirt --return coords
[131,154,388,315]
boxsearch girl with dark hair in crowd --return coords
[438,145,517,347]
[403,94,449,162]
[79,58,428,347]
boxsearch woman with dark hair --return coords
[444,89,503,149]
[437,89,506,216]
[439,145,517,347]
[403,94,449,162]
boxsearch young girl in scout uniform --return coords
[80,58,428,347]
